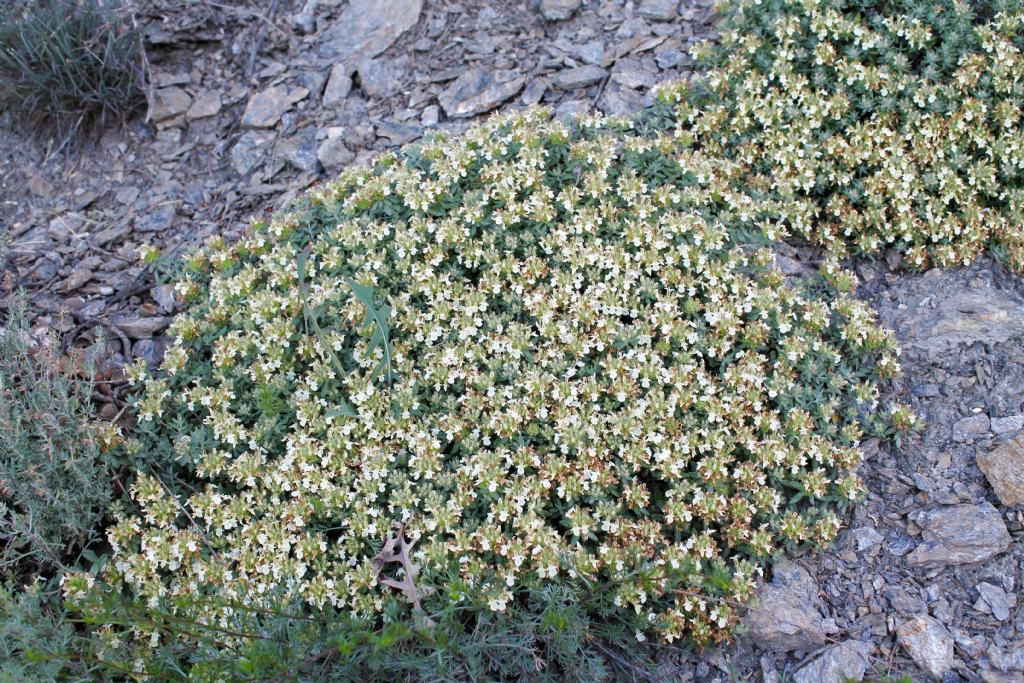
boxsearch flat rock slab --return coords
[793,641,870,683]
[318,0,423,62]
[241,85,309,128]
[743,558,838,652]
[438,68,525,118]
[977,436,1024,506]
[896,289,1024,358]
[906,502,1011,567]
[896,615,954,680]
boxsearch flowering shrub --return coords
[72,109,904,665]
[658,0,1024,270]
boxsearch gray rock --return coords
[319,0,422,61]
[187,90,221,119]
[58,268,94,293]
[976,582,1015,621]
[896,615,954,680]
[793,641,869,683]
[151,284,178,314]
[988,641,1024,672]
[377,120,422,146]
[638,0,680,21]
[357,59,403,99]
[438,68,525,118]
[897,289,1024,358]
[317,136,355,172]
[540,0,581,21]
[906,503,1011,567]
[292,0,318,34]
[521,78,547,106]
[743,559,839,651]
[611,59,657,90]
[420,105,440,127]
[241,85,309,128]
[231,130,275,175]
[133,338,169,367]
[977,436,1024,506]
[954,413,990,440]
[278,132,320,173]
[135,205,177,233]
[553,99,590,122]
[573,40,605,66]
[552,64,607,90]
[323,64,353,106]
[598,81,644,117]
[655,45,692,69]
[114,316,172,339]
[151,87,191,123]
[851,526,884,552]
[992,415,1024,434]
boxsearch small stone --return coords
[420,105,440,127]
[151,87,191,123]
[135,205,177,233]
[793,641,869,683]
[317,137,355,172]
[521,78,547,106]
[655,46,692,69]
[377,120,422,146]
[896,615,954,680]
[231,130,275,175]
[851,526,884,552]
[357,59,403,99]
[319,0,422,62]
[906,503,1011,567]
[978,436,1024,506]
[58,269,94,293]
[992,415,1024,435]
[553,99,590,122]
[187,90,221,119]
[133,338,168,368]
[573,40,605,66]
[241,85,309,128]
[638,0,680,21]
[743,559,839,652]
[438,68,525,118]
[540,0,581,21]
[597,82,644,117]
[278,132,320,173]
[323,64,353,106]
[976,582,1015,622]
[954,413,990,440]
[151,284,178,314]
[114,316,172,339]
[611,59,657,90]
[988,641,1024,672]
[552,64,607,90]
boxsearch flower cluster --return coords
[80,110,902,647]
[658,0,1024,270]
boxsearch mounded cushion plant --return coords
[66,110,909,675]
[658,0,1024,270]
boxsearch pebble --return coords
[323,64,354,106]
[540,0,581,21]
[977,436,1024,506]
[438,68,525,118]
[135,205,177,233]
[897,615,954,680]
[638,0,680,21]
[792,641,869,683]
[231,130,275,175]
[151,87,192,123]
[356,59,403,99]
[743,559,839,652]
[906,502,1011,567]
[316,136,355,172]
[187,90,222,120]
[552,64,607,89]
[241,85,309,129]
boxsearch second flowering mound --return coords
[108,111,901,645]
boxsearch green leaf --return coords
[345,277,395,385]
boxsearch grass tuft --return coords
[0,0,146,145]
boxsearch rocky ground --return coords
[1,1,1023,682]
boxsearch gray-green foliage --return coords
[0,0,146,143]
[0,297,108,572]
